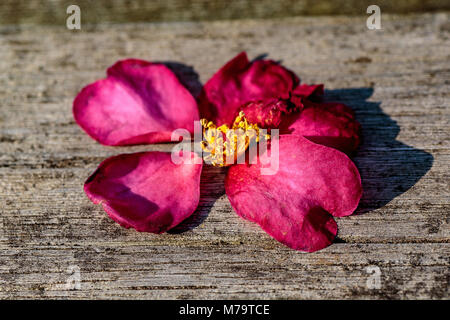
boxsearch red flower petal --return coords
[292,84,324,100]
[84,151,203,233]
[198,52,299,126]
[239,98,360,154]
[225,135,362,252]
[239,99,292,129]
[281,101,361,154]
[73,59,199,146]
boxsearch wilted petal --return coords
[198,52,299,126]
[85,151,203,233]
[292,84,324,100]
[225,135,362,252]
[239,99,293,129]
[281,101,361,154]
[73,59,199,146]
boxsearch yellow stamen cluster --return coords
[200,111,270,166]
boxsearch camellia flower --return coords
[73,52,362,252]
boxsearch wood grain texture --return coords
[1,0,450,25]
[0,13,449,299]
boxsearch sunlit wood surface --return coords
[0,12,448,299]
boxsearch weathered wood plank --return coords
[0,0,449,25]
[0,244,448,299]
[0,13,449,299]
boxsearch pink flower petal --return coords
[198,52,299,126]
[225,135,362,252]
[281,101,361,154]
[292,84,324,100]
[239,98,360,154]
[73,59,199,146]
[84,151,203,233]
[239,98,292,129]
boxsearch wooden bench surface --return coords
[0,12,448,299]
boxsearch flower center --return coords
[200,111,270,166]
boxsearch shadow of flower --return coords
[168,165,227,234]
[324,87,433,214]
[159,61,203,98]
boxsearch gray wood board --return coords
[0,13,449,299]
[1,1,450,25]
